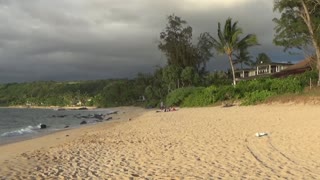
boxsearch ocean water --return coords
[0,108,114,145]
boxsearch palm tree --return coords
[255,52,271,65]
[210,18,258,85]
[234,48,254,69]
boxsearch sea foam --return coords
[0,124,42,137]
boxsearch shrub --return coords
[294,70,318,86]
[214,85,238,102]
[164,70,317,107]
[236,78,272,96]
[242,90,275,105]
[269,77,303,94]
[181,85,217,107]
[165,87,203,107]
[144,99,159,108]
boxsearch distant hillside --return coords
[0,79,147,107]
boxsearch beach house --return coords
[235,61,294,81]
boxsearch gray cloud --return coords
[0,0,304,83]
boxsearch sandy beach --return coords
[1,105,320,179]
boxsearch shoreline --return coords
[0,107,113,146]
[0,121,99,147]
[0,106,148,163]
[3,105,98,110]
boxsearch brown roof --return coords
[273,56,316,78]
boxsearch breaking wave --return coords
[0,124,44,137]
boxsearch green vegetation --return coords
[158,15,212,92]
[1,70,315,108]
[158,15,212,71]
[242,90,275,105]
[234,49,254,69]
[0,80,139,106]
[165,87,204,107]
[255,53,272,65]
[164,71,318,106]
[181,85,217,107]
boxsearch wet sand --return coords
[1,105,320,179]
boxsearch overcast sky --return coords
[0,0,305,83]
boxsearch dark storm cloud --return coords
[0,0,304,83]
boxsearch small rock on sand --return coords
[80,120,87,125]
[40,124,47,129]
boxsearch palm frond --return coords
[231,29,243,48]
[224,18,232,43]
[211,41,225,54]
[217,22,226,46]
[238,34,259,49]
[231,20,239,33]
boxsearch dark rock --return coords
[40,124,47,129]
[94,114,104,120]
[52,115,67,118]
[64,126,69,128]
[80,120,87,125]
[78,107,88,110]
[105,117,113,121]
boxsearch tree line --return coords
[0,71,231,107]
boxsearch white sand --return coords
[1,105,320,179]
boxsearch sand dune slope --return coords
[1,105,320,179]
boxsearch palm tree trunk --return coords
[228,55,236,86]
